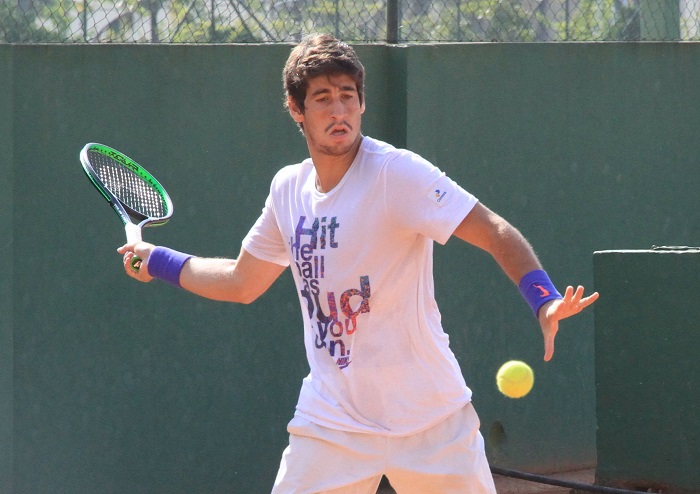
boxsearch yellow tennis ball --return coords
[496,360,534,398]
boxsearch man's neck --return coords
[311,136,363,193]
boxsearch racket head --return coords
[80,143,173,229]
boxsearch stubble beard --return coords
[308,124,361,158]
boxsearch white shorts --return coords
[271,403,496,494]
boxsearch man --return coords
[118,34,598,494]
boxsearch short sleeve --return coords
[383,152,478,245]
[242,193,290,266]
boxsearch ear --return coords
[287,96,304,123]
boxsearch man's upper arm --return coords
[452,202,500,252]
[234,248,287,303]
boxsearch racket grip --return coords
[125,223,143,243]
[124,223,143,272]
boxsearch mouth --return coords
[326,122,352,137]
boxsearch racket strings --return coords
[89,151,168,219]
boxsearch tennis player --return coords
[118,33,598,494]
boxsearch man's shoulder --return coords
[362,136,399,157]
[361,136,430,172]
[361,136,417,168]
[272,159,313,185]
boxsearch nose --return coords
[329,97,348,118]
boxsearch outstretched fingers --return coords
[557,285,599,318]
[540,285,599,361]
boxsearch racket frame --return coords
[80,142,173,243]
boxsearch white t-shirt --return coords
[242,136,479,436]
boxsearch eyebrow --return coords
[309,84,357,97]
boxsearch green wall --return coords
[406,42,700,472]
[594,249,700,493]
[1,45,14,494]
[2,43,699,493]
[4,43,396,494]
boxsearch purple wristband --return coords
[518,269,563,317]
[147,247,192,287]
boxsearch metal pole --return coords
[82,0,88,41]
[210,0,216,41]
[387,0,399,43]
[456,0,461,40]
[334,0,340,38]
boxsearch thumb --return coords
[117,242,139,255]
[542,319,559,362]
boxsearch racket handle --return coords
[124,223,143,272]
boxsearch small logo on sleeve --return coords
[429,188,448,206]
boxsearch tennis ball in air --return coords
[496,360,534,398]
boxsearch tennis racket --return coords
[80,143,173,271]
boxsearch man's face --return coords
[288,73,365,159]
